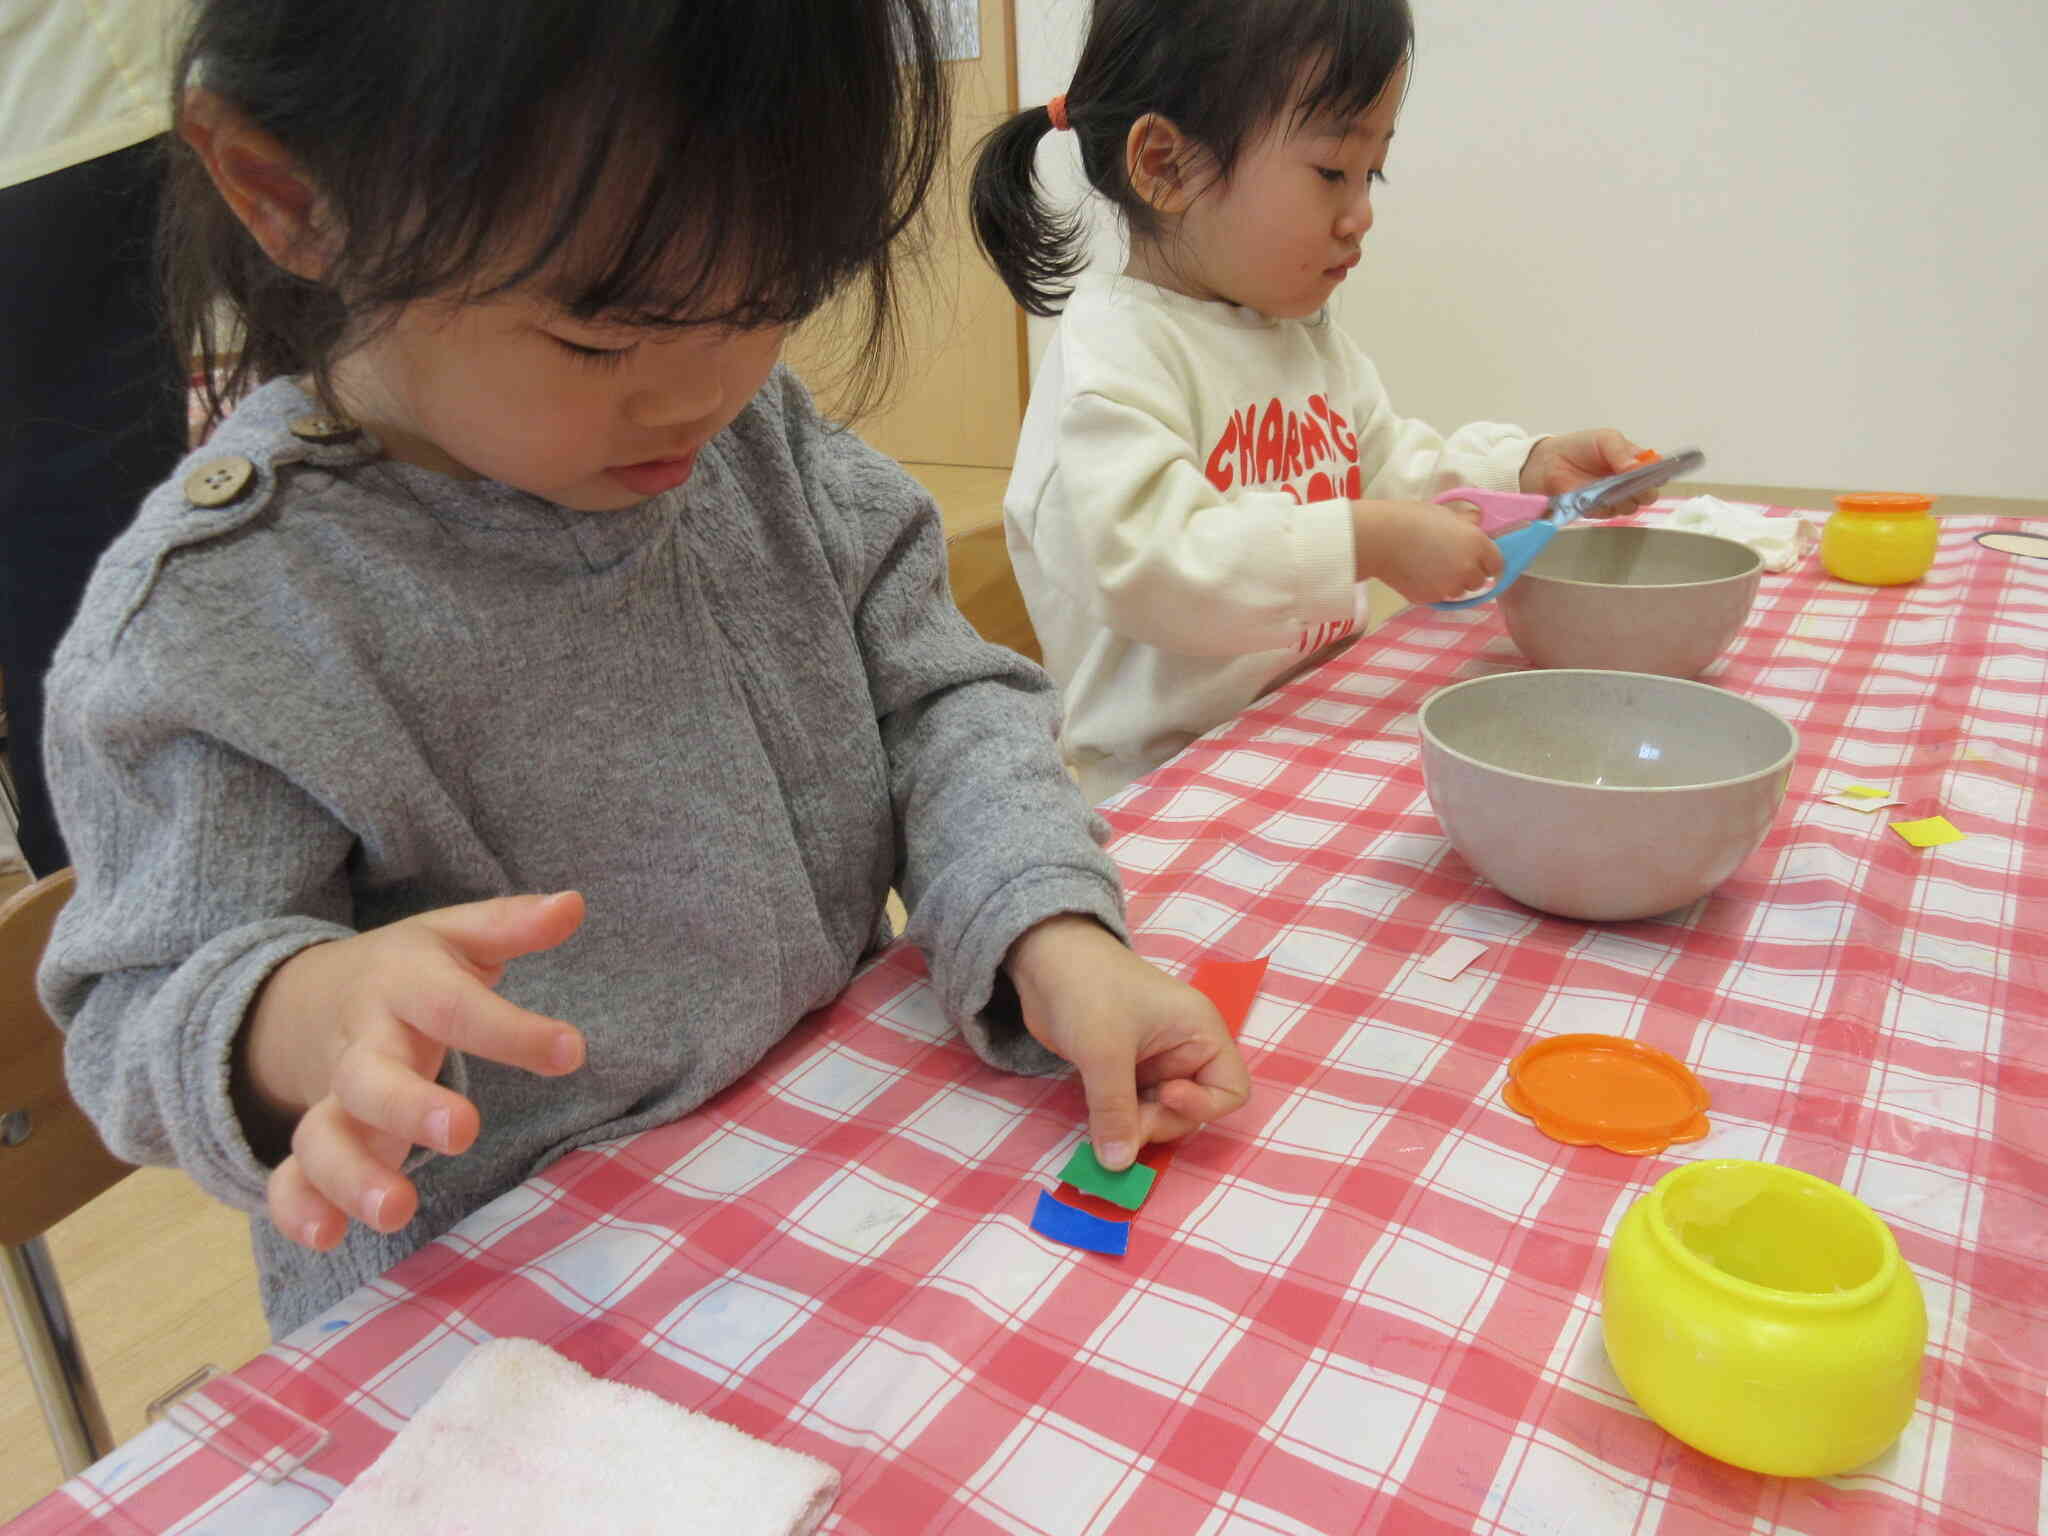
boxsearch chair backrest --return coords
[0,868,135,1246]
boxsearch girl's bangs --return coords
[1283,1,1415,131]
[345,0,944,333]
[171,0,946,425]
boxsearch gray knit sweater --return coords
[41,371,1124,1336]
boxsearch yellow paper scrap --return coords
[1891,816,1966,848]
[1838,785,1890,800]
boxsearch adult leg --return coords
[0,137,189,874]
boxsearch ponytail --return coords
[969,105,1089,318]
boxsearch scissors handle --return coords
[1433,486,1549,536]
[1430,520,1559,611]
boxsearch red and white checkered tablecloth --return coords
[13,515,2046,1535]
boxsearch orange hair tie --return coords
[1047,93,1071,132]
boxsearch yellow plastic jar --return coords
[1820,493,1938,585]
[1602,1160,1925,1477]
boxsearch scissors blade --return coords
[1550,447,1706,525]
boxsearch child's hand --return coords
[236,892,589,1251]
[1520,429,1655,515]
[1353,500,1507,604]
[1006,915,1252,1171]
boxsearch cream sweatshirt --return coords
[1006,274,1537,801]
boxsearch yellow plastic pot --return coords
[1820,493,1938,585]
[1602,1160,1925,1477]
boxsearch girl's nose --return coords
[626,374,722,429]
[1335,192,1375,242]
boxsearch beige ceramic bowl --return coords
[1419,670,1797,921]
[1498,526,1763,677]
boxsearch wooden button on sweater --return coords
[183,455,256,508]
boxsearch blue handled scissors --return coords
[1429,448,1706,610]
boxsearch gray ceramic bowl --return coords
[1419,670,1798,921]
[1498,526,1763,677]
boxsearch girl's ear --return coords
[1124,113,1203,216]
[180,89,335,279]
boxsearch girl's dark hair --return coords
[167,0,948,429]
[971,0,1412,316]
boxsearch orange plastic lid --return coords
[1502,1033,1710,1155]
[1834,493,1934,513]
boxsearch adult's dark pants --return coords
[1,136,188,875]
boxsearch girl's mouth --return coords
[611,451,699,497]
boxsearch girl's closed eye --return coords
[550,335,638,370]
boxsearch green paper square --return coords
[1058,1142,1157,1211]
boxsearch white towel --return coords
[309,1339,839,1536]
[1651,495,1822,573]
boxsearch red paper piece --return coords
[1043,954,1267,1223]
[1190,955,1267,1040]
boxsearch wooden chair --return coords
[0,868,136,1477]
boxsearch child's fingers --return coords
[267,1156,346,1251]
[1153,1073,1251,1127]
[1602,430,1646,472]
[416,890,587,971]
[396,977,584,1078]
[290,1098,421,1235]
[329,1040,478,1155]
[1068,1048,1145,1172]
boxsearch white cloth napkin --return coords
[309,1339,839,1536]
[1650,494,1822,572]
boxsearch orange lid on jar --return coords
[1834,493,1935,513]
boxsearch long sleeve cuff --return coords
[78,917,471,1210]
[913,861,1129,1076]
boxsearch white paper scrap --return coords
[1419,938,1487,981]
[1823,793,1905,814]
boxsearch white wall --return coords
[1014,0,2048,500]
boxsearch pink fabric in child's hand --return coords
[308,1338,838,1536]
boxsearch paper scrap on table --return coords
[308,1338,838,1536]
[1059,1141,1157,1211]
[1417,937,1487,981]
[1030,1188,1129,1256]
[1891,816,1967,848]
[1049,1140,1179,1223]
[1837,784,1891,800]
[1823,792,1905,814]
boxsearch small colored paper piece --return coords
[1047,1141,1176,1222]
[1837,784,1891,800]
[1190,955,1269,1039]
[1418,937,1486,981]
[1029,1189,1129,1256]
[1059,1141,1158,1211]
[1891,816,1966,848]
[1823,792,1904,814]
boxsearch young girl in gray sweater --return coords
[40,0,1249,1335]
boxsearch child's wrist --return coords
[1004,912,1121,1006]
[233,942,336,1156]
[1349,499,1412,583]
